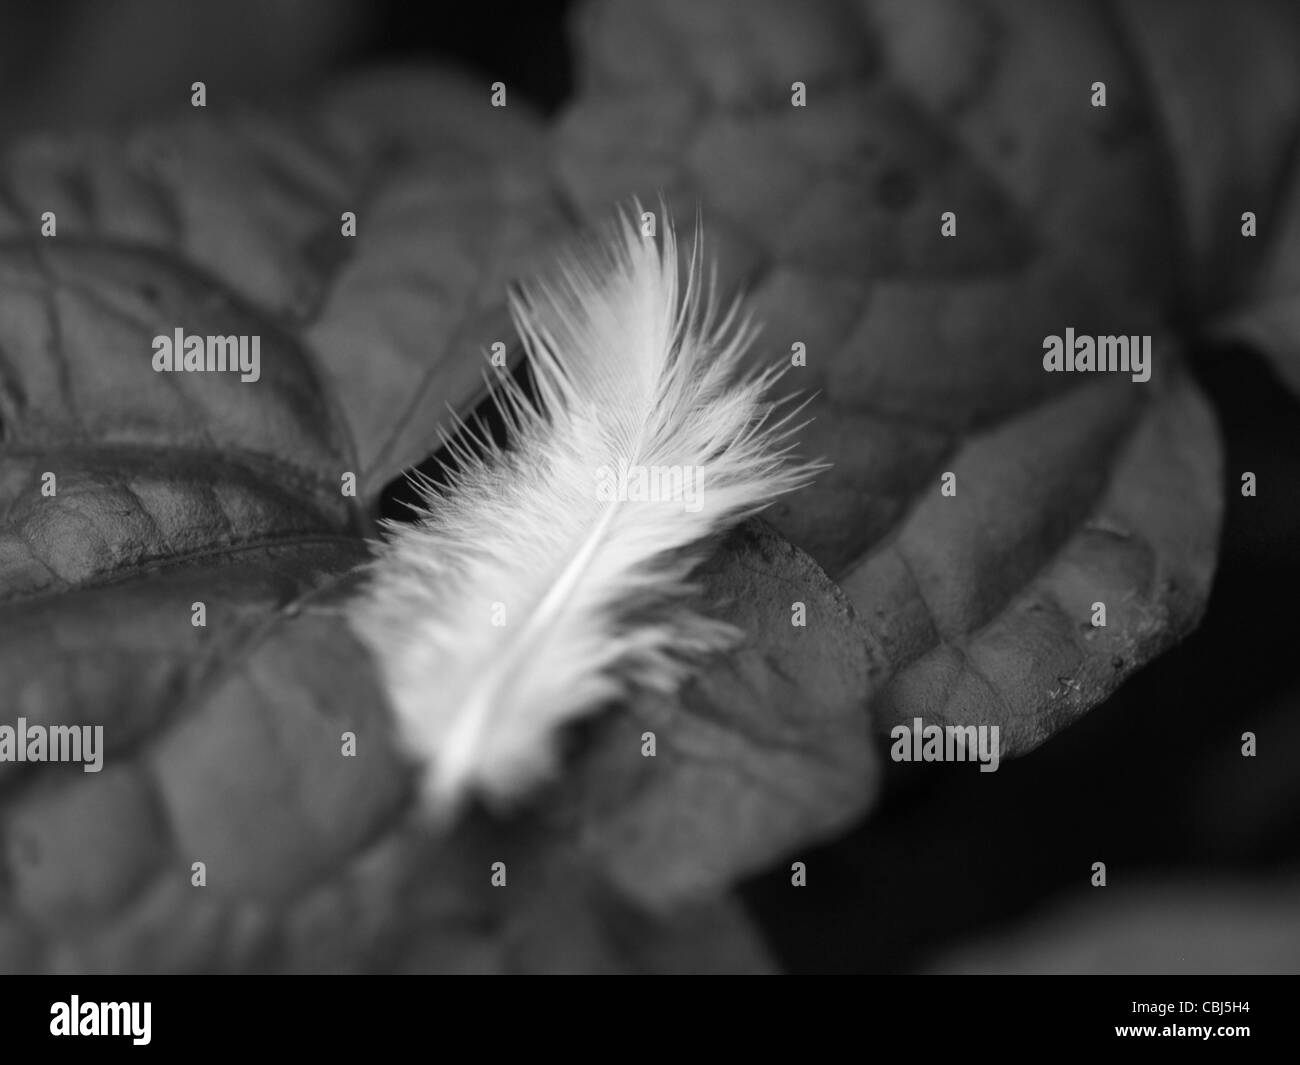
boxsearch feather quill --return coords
[350,205,816,815]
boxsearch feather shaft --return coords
[349,205,819,815]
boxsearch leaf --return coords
[555,0,1224,755]
[547,520,876,910]
[863,0,1300,397]
[1098,0,1300,395]
[0,1,365,141]
[0,73,873,971]
[841,362,1219,754]
[263,810,780,975]
[1,528,867,971]
[0,69,567,500]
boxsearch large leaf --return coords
[0,72,875,967]
[0,524,869,972]
[1099,0,1300,396]
[0,69,566,500]
[868,0,1300,396]
[555,0,1224,755]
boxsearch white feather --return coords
[349,205,817,815]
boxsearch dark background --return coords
[5,0,1294,973]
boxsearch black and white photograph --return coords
[0,0,1295,1046]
